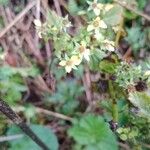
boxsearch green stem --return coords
[108,80,118,122]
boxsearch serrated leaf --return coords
[104,4,123,26]
[129,92,150,117]
[7,124,59,150]
[68,114,118,150]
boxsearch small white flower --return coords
[87,17,107,32]
[87,0,103,16]
[59,55,82,73]
[78,41,90,61]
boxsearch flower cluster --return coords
[34,1,121,73]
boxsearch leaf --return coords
[99,59,119,74]
[68,114,118,150]
[104,4,123,26]
[68,0,79,15]
[0,0,9,6]
[7,124,59,150]
[129,91,150,117]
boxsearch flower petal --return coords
[65,66,72,73]
[99,20,107,29]
[34,19,42,27]
[94,8,100,16]
[59,60,66,66]
[87,25,94,32]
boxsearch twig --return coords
[12,106,73,122]
[114,0,150,21]
[36,107,73,122]
[0,134,24,142]
[82,66,92,111]
[53,0,62,16]
[0,98,50,150]
[0,1,36,38]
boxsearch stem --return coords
[115,16,124,47]
[108,80,118,123]
[0,98,50,150]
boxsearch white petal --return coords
[38,31,42,38]
[70,55,82,66]
[94,8,100,16]
[87,25,94,32]
[105,4,113,11]
[99,20,107,29]
[34,19,42,27]
[65,66,72,73]
[83,49,90,61]
[59,60,66,66]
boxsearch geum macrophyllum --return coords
[78,41,90,61]
[87,0,103,16]
[34,19,42,38]
[87,17,107,32]
[59,55,82,73]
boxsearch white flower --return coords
[87,17,107,32]
[78,41,90,61]
[102,40,115,51]
[87,0,103,16]
[59,55,82,73]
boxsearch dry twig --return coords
[0,1,36,38]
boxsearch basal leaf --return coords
[68,114,118,150]
[7,124,59,150]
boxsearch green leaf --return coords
[0,0,9,6]
[7,124,59,150]
[129,91,150,117]
[99,59,119,74]
[68,114,118,150]
[104,4,123,26]
[68,0,79,15]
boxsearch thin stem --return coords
[0,98,50,150]
[108,80,118,123]
[115,16,124,47]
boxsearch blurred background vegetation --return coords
[0,0,150,150]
